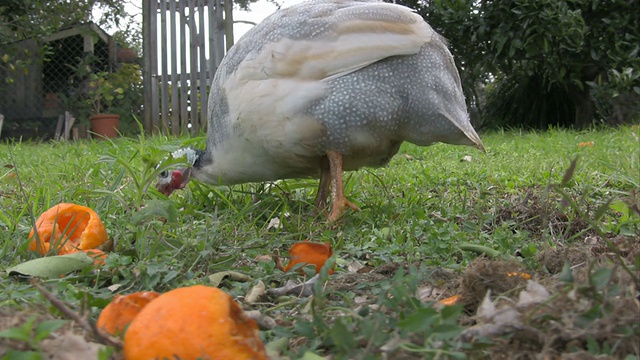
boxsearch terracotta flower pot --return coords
[90,114,120,138]
[117,48,138,63]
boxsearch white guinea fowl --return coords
[156,0,484,221]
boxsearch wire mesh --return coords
[0,24,112,139]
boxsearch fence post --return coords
[143,0,228,136]
[142,0,154,134]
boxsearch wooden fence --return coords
[142,0,234,135]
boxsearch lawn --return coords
[0,126,639,359]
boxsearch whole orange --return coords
[97,291,160,337]
[28,203,108,255]
[123,285,267,360]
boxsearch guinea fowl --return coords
[156,0,484,221]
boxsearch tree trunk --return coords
[567,83,594,129]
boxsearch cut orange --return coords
[97,291,160,337]
[284,241,335,275]
[28,203,108,255]
[123,285,267,360]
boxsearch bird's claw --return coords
[328,197,360,222]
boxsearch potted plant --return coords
[86,71,125,138]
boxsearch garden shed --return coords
[0,22,114,139]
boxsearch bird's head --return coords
[155,148,200,196]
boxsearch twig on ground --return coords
[30,278,124,348]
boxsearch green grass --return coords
[1,126,638,358]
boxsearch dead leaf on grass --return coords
[346,259,365,273]
[267,275,318,297]
[245,310,276,330]
[245,280,267,304]
[517,280,550,307]
[41,332,105,360]
[208,270,252,287]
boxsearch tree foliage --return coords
[399,0,640,128]
[0,0,125,43]
[0,0,127,92]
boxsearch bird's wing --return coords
[232,1,438,83]
[215,1,442,164]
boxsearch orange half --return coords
[28,203,108,255]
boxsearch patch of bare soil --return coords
[538,235,640,275]
[0,305,114,359]
[483,187,595,240]
[458,255,638,359]
[325,251,638,359]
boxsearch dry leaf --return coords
[255,254,272,262]
[476,291,497,322]
[267,275,318,297]
[41,332,105,360]
[208,270,253,287]
[245,280,267,304]
[245,310,277,330]
[266,217,281,230]
[346,259,365,273]
[517,280,550,307]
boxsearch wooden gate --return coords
[142,0,234,135]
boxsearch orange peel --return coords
[28,203,108,255]
[283,241,335,275]
[97,291,160,337]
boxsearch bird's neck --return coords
[191,148,208,169]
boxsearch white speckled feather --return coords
[193,0,483,185]
[232,3,434,83]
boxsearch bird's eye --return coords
[160,170,168,178]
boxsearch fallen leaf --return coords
[265,337,289,359]
[40,332,105,360]
[255,254,272,262]
[267,275,318,297]
[461,290,522,341]
[208,270,252,287]
[108,284,123,292]
[346,259,365,273]
[476,291,497,321]
[7,252,94,278]
[245,280,266,304]
[266,217,281,230]
[517,280,550,307]
[244,310,276,330]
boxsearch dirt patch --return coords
[459,257,530,311]
[0,306,110,359]
[457,257,639,359]
[325,255,638,359]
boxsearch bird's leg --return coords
[326,150,360,222]
[314,155,331,211]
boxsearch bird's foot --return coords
[314,196,328,212]
[327,197,360,222]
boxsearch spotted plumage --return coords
[156,0,484,221]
